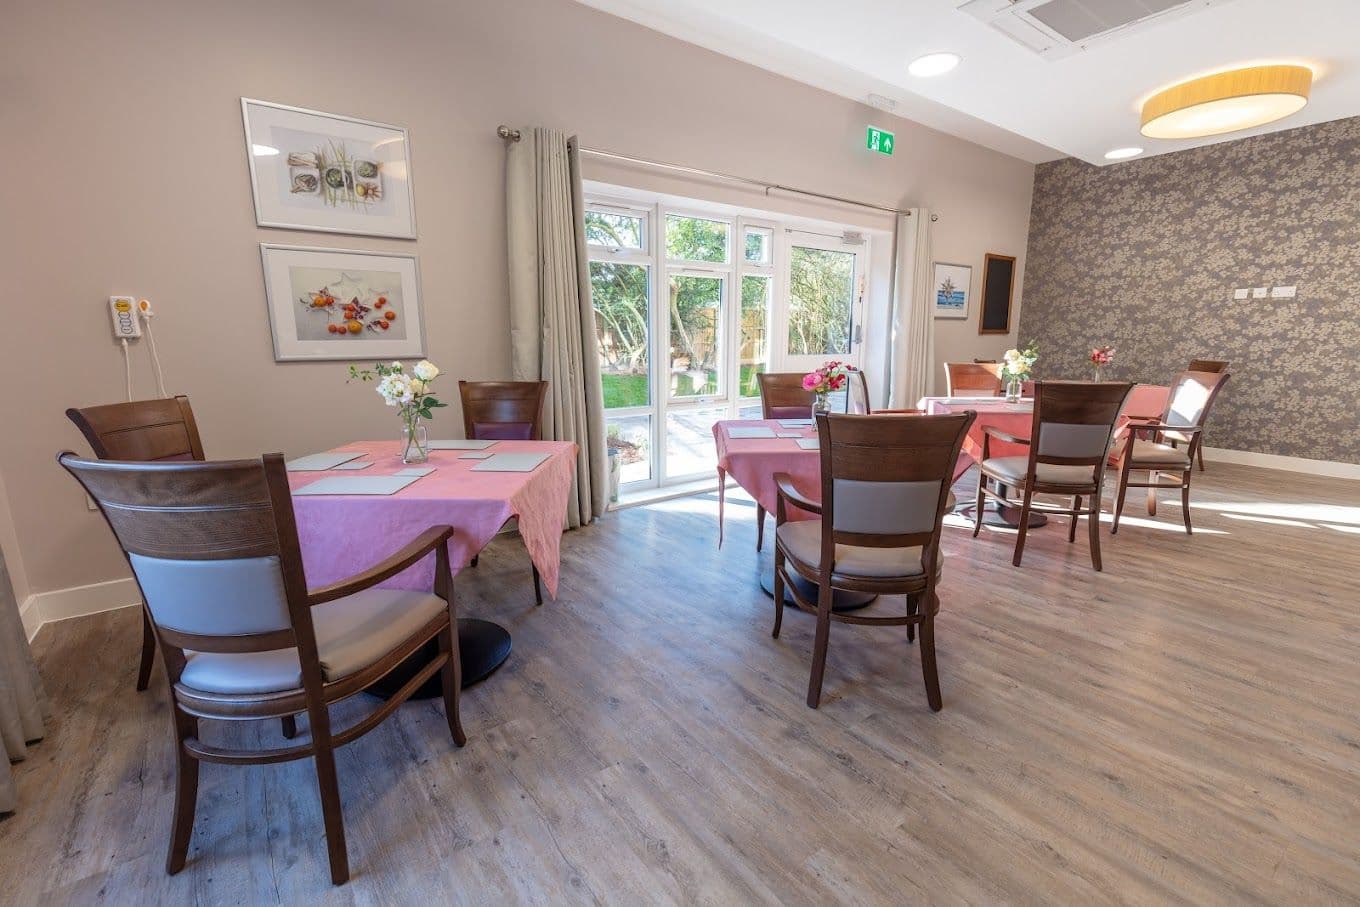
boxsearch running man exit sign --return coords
[866,126,895,155]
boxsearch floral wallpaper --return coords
[1019,116,1360,463]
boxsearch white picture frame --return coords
[260,244,425,361]
[242,99,417,239]
[932,262,972,319]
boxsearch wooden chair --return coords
[847,368,924,416]
[772,411,975,709]
[66,396,205,692]
[57,452,465,885]
[458,380,549,605]
[943,362,1004,396]
[1179,359,1229,470]
[1110,371,1230,536]
[972,381,1133,571]
[756,372,815,420]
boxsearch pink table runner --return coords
[287,440,577,598]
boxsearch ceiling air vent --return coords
[958,0,1233,60]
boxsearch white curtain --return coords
[506,127,607,528]
[1,549,45,815]
[886,209,935,409]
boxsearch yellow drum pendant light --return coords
[1141,64,1312,139]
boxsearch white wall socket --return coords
[1270,285,1297,298]
[1233,288,1249,300]
[1252,287,1268,299]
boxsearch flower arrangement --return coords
[803,361,847,413]
[1089,345,1115,380]
[1001,342,1038,402]
[349,360,447,463]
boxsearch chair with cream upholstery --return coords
[772,410,974,710]
[972,381,1133,570]
[1178,359,1229,470]
[58,452,465,886]
[1109,370,1230,535]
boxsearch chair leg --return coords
[756,505,766,552]
[136,611,156,692]
[806,582,834,709]
[531,563,543,606]
[437,619,466,747]
[281,715,298,739]
[1180,471,1194,535]
[1111,461,1130,535]
[972,474,986,538]
[771,548,785,639]
[1146,473,1158,516]
[1012,488,1034,567]
[1069,496,1081,543]
[1197,445,1206,472]
[906,594,918,643]
[470,554,479,569]
[919,610,943,712]
[165,708,199,875]
[306,702,350,885]
[1087,493,1103,572]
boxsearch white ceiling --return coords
[575,0,1360,165]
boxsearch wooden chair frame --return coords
[66,395,205,693]
[847,369,923,416]
[972,381,1133,571]
[772,411,975,710]
[58,452,465,886]
[1110,372,1231,536]
[1181,360,1229,471]
[458,380,549,605]
[943,362,1004,397]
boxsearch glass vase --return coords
[1005,378,1022,403]
[1092,365,1104,382]
[401,417,429,464]
[813,391,832,415]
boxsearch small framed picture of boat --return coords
[242,99,417,239]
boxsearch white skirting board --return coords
[1201,447,1360,481]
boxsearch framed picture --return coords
[932,262,972,319]
[242,99,417,239]
[260,244,425,361]
[978,253,1017,335]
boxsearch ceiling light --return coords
[1140,64,1312,139]
[1104,147,1144,160]
[908,52,961,78]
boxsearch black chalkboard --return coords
[978,253,1016,335]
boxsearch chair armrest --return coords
[875,408,925,415]
[1131,423,1201,435]
[982,425,1030,445]
[773,473,822,516]
[308,525,454,606]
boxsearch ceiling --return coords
[574,0,1360,165]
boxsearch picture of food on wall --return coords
[243,99,416,239]
[292,267,405,341]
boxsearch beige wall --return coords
[0,0,1034,597]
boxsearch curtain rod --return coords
[496,125,937,221]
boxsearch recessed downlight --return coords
[908,52,961,77]
[1104,147,1144,160]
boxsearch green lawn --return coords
[603,365,764,409]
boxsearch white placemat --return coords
[293,475,422,496]
[777,419,814,427]
[728,427,777,439]
[285,451,366,472]
[795,438,821,450]
[428,439,499,450]
[469,452,550,473]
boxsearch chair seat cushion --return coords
[777,520,943,579]
[1121,439,1191,467]
[981,456,1096,488]
[179,588,447,695]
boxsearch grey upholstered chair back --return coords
[1029,382,1133,465]
[57,454,301,640]
[832,478,940,535]
[1164,371,1228,429]
[1036,422,1115,459]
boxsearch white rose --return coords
[390,361,403,369]
[413,360,440,381]
[409,378,427,395]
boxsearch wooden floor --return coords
[3,463,1359,904]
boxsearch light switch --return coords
[1270,285,1297,298]
[1252,287,1268,299]
[1233,288,1249,300]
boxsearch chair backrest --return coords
[814,412,975,579]
[943,362,1003,396]
[1187,358,1229,374]
[1025,381,1133,481]
[459,381,548,441]
[57,453,315,663]
[66,395,205,462]
[847,369,871,415]
[757,372,815,420]
[1162,370,1230,430]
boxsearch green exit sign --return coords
[866,126,895,155]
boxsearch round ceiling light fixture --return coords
[908,52,961,77]
[1104,147,1144,160]
[1140,64,1312,139]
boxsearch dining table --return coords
[287,438,578,695]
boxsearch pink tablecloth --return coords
[920,384,1171,479]
[287,439,577,598]
[713,420,820,544]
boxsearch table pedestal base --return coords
[956,485,1049,529]
[759,563,877,613]
[364,618,511,700]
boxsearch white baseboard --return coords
[1203,447,1360,481]
[21,577,140,643]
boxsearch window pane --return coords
[585,210,644,250]
[744,227,772,264]
[739,275,771,399]
[788,246,855,356]
[607,413,652,485]
[666,215,729,263]
[668,274,723,398]
[590,262,651,408]
[665,406,725,479]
